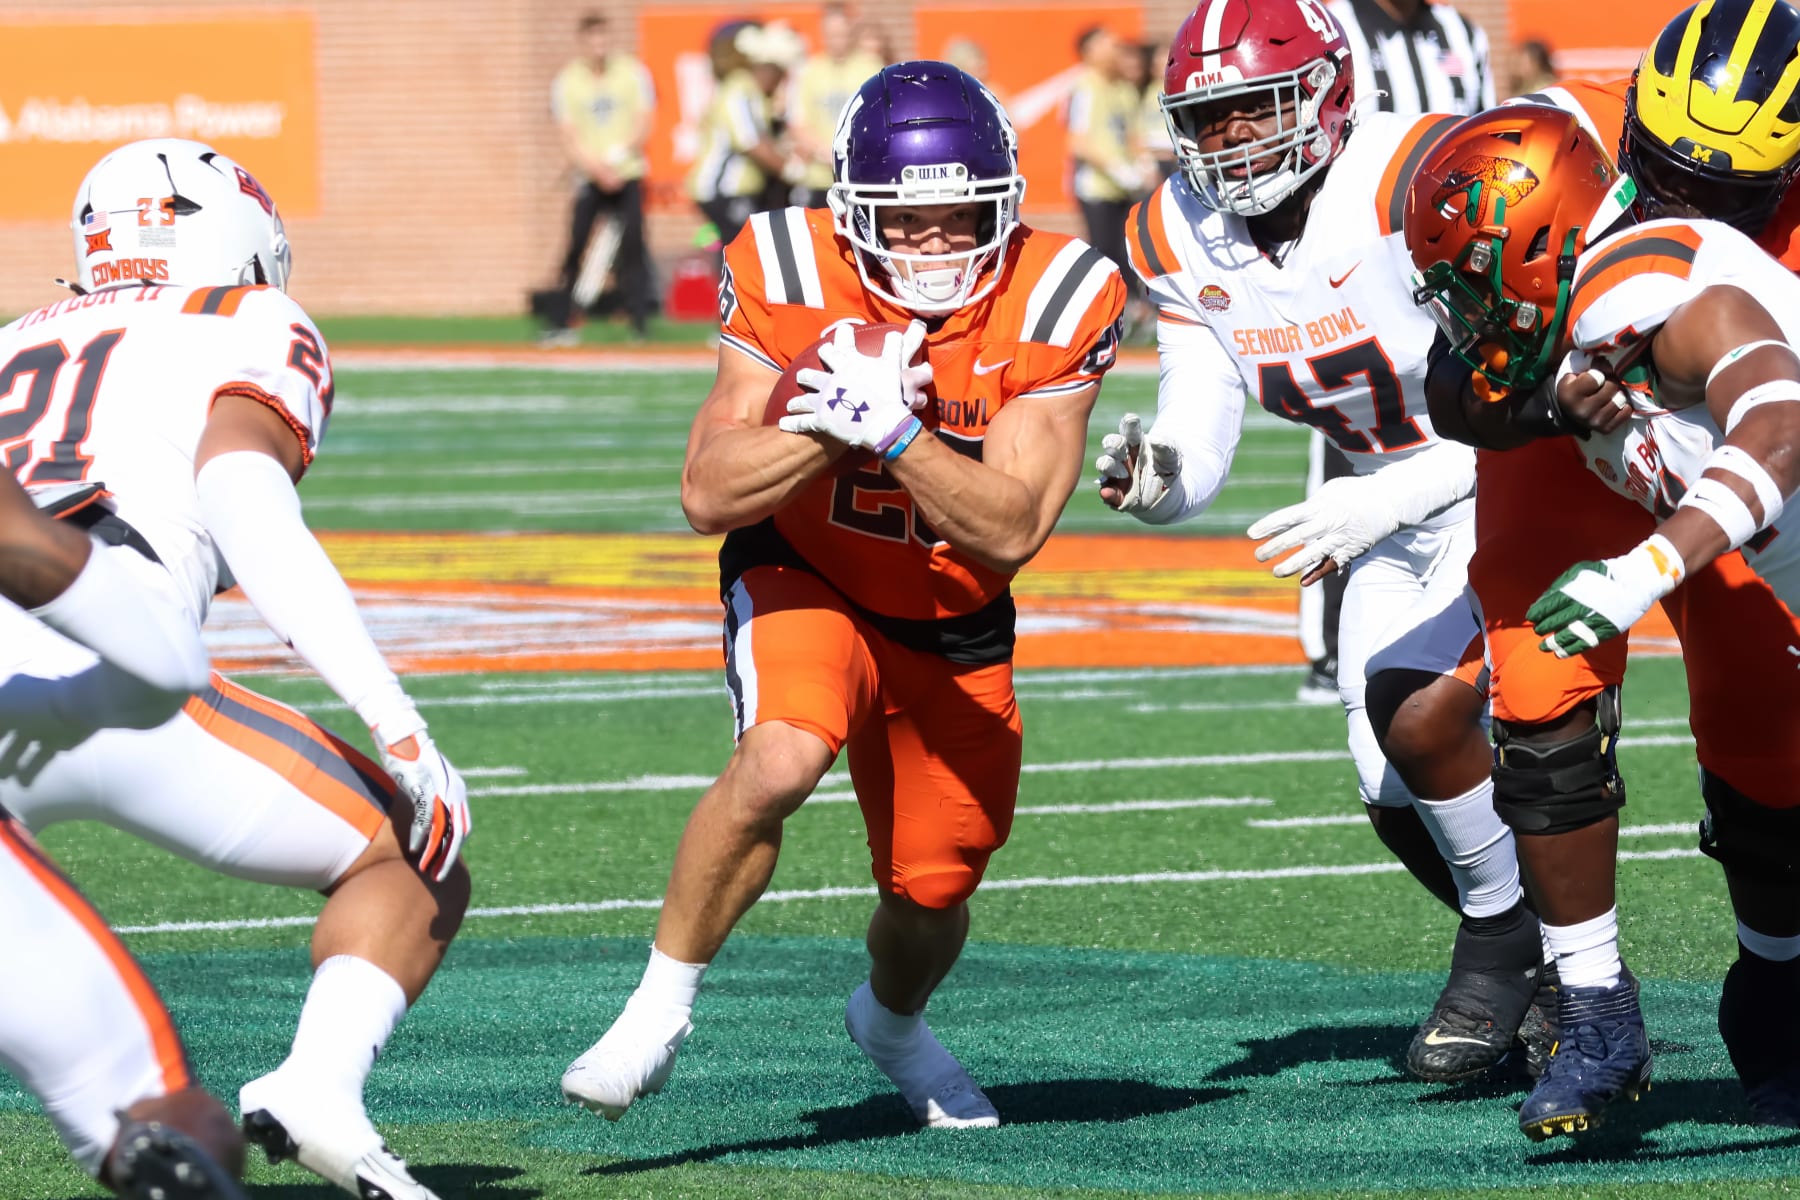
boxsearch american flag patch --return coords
[1440,52,1469,76]
[83,210,109,233]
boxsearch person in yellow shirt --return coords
[785,3,883,209]
[689,22,803,249]
[1066,27,1151,324]
[544,13,656,344]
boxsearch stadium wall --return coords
[0,0,1514,318]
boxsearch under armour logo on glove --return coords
[824,388,869,423]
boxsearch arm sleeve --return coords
[1138,311,1251,525]
[1363,440,1477,528]
[29,540,211,728]
[195,450,422,741]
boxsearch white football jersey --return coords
[0,283,331,621]
[1565,217,1800,612]
[1130,111,1463,487]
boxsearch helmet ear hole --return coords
[1526,224,1551,261]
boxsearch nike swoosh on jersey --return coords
[1421,1029,1492,1047]
[973,357,1012,375]
[1328,263,1361,288]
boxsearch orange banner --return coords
[0,9,319,221]
[916,3,1143,214]
[1510,1,1663,82]
[638,5,824,213]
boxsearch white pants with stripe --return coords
[0,597,388,891]
[0,813,190,1175]
[1338,506,1485,808]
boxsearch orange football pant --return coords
[723,565,1022,907]
[1473,438,1800,807]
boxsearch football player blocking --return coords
[561,61,1125,1129]
[0,140,473,1200]
[1095,0,1547,1089]
[1409,107,1800,1133]
[0,451,248,1198]
[1395,0,1800,1138]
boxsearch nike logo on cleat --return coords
[1422,1029,1492,1047]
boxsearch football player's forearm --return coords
[887,435,1049,573]
[196,451,417,735]
[681,424,842,534]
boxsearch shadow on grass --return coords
[1206,1020,1414,1082]
[244,1161,539,1199]
[582,1078,1235,1177]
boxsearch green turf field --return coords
[2,357,1787,1200]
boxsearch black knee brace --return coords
[1492,686,1626,836]
[1699,768,1800,886]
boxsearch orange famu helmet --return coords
[1403,104,1637,395]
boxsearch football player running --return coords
[562,61,1125,1128]
[0,139,471,1199]
[1097,0,1541,1083]
[1409,103,1800,1136]
[1407,0,1800,1138]
[0,448,248,1197]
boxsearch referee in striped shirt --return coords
[1279,0,1495,705]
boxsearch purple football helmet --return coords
[828,61,1025,313]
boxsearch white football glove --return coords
[1247,473,1405,580]
[1096,413,1182,517]
[375,723,470,882]
[783,321,932,454]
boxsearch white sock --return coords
[1544,908,1622,989]
[283,955,407,1094]
[630,945,707,1015]
[1738,921,1800,962]
[856,983,922,1048]
[1414,779,1522,919]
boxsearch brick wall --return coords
[0,0,1518,318]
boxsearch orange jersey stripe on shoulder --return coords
[1127,187,1179,279]
[0,817,191,1093]
[1567,225,1705,329]
[1376,113,1462,237]
[180,284,259,316]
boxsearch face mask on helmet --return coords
[69,138,291,295]
[827,63,1026,314]
[1162,59,1343,216]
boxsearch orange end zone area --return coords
[205,531,1679,676]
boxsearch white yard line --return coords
[113,849,1704,937]
[1247,815,1697,837]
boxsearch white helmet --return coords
[70,138,290,293]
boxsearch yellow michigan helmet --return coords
[1623,0,1800,233]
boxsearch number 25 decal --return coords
[0,330,125,483]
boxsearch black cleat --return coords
[112,1119,249,1200]
[1720,949,1800,1126]
[1407,906,1542,1083]
[1514,958,1560,1080]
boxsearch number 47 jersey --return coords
[0,283,331,621]
[1127,111,1465,522]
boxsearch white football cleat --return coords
[239,1068,438,1200]
[561,1002,693,1120]
[844,981,999,1129]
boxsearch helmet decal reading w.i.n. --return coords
[827,61,1026,314]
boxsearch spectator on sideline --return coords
[1137,40,1176,185]
[542,12,656,346]
[1515,39,1558,94]
[853,20,895,67]
[689,21,803,254]
[786,3,883,209]
[1067,26,1152,333]
[1277,0,1495,701]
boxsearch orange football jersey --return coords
[1534,77,1800,269]
[717,206,1125,650]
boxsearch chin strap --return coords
[52,278,87,296]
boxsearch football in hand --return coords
[765,322,935,473]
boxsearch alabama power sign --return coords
[0,10,319,220]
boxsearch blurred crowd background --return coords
[0,1,1668,321]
